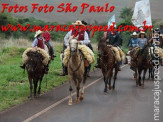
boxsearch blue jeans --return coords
[47,41,54,55]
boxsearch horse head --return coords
[26,52,44,73]
[69,35,79,54]
[98,39,107,57]
[143,45,153,60]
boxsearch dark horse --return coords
[135,45,152,87]
[26,51,46,98]
[98,40,119,93]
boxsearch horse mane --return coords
[98,38,108,50]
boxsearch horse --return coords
[135,45,152,87]
[68,38,88,105]
[98,39,119,93]
[26,51,46,98]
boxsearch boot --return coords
[60,67,68,76]
[20,64,26,69]
[95,57,101,68]
[117,63,121,71]
[44,65,49,74]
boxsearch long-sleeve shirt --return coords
[138,38,147,48]
[129,38,139,47]
[64,30,90,47]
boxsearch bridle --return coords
[68,40,83,75]
[98,44,114,71]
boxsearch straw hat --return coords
[34,30,43,38]
[72,20,84,26]
[131,32,138,36]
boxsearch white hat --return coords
[72,20,84,26]
[139,31,145,34]
[132,32,138,36]
[34,30,43,38]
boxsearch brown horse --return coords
[68,38,88,105]
[98,39,119,93]
[26,51,46,98]
[135,45,152,87]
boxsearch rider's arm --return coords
[64,30,72,47]
[80,31,90,45]
[32,38,38,47]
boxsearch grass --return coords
[0,40,98,111]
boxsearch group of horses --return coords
[23,36,162,105]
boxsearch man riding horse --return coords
[95,24,123,71]
[20,30,50,74]
[60,20,91,76]
[130,31,147,70]
[128,32,139,49]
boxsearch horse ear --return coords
[68,36,74,43]
[75,35,79,40]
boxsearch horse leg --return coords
[68,78,73,105]
[142,69,147,88]
[34,80,38,97]
[28,76,33,98]
[37,77,43,95]
[104,75,109,93]
[135,68,138,86]
[138,68,142,86]
[108,71,113,90]
[148,68,151,80]
[112,68,118,90]
[76,81,80,103]
[80,75,87,101]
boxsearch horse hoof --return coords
[28,96,32,99]
[76,99,80,103]
[68,101,72,106]
[80,96,84,101]
[108,86,112,90]
[37,91,41,95]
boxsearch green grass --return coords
[0,46,98,111]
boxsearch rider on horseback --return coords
[128,32,139,49]
[43,30,55,60]
[60,20,91,76]
[130,31,147,70]
[20,30,50,74]
[95,24,123,71]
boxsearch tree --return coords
[119,7,133,20]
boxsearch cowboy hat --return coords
[131,32,138,36]
[34,30,43,38]
[72,20,84,26]
[139,31,145,34]
[160,34,163,37]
